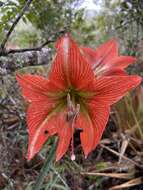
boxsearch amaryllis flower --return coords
[16,34,141,161]
[81,39,136,77]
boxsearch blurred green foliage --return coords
[0,0,85,47]
[1,0,143,55]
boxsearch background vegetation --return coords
[0,0,143,189]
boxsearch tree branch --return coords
[0,39,54,56]
[0,29,65,57]
[0,0,33,50]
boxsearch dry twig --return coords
[100,143,143,168]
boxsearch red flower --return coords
[81,39,136,77]
[16,34,141,161]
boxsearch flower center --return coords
[52,87,89,160]
[67,87,81,104]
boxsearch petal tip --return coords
[131,57,137,63]
[27,146,37,161]
[16,72,22,81]
[55,155,60,162]
[134,76,142,85]
[27,153,32,161]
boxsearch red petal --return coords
[82,40,118,68]
[49,34,94,90]
[93,76,142,105]
[76,113,95,157]
[27,102,57,160]
[87,101,110,150]
[81,42,136,78]
[95,39,118,66]
[107,56,136,69]
[56,113,71,161]
[16,73,50,102]
[97,68,127,77]
[81,47,96,66]
[94,56,136,76]
[16,73,64,100]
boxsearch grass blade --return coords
[32,141,57,190]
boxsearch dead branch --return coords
[0,29,65,57]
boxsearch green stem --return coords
[32,140,57,190]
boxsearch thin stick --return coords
[100,144,142,168]
[81,172,133,179]
[5,39,54,54]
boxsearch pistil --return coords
[67,94,80,161]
